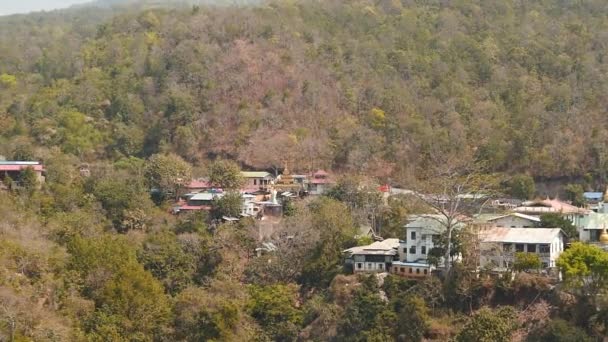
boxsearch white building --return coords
[344,239,400,273]
[400,215,467,275]
[479,227,565,270]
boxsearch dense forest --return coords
[1,0,608,341]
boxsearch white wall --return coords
[491,216,537,228]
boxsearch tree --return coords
[67,235,171,340]
[212,192,243,219]
[208,160,243,190]
[413,161,497,272]
[144,153,192,200]
[456,306,518,342]
[247,284,302,341]
[137,230,198,295]
[507,174,536,200]
[564,183,585,207]
[539,213,578,240]
[513,252,542,272]
[18,167,38,192]
[393,296,429,342]
[527,319,592,342]
[301,198,357,287]
[557,242,608,303]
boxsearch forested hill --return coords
[1,0,608,183]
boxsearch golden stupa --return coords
[600,228,608,245]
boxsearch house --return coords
[308,170,334,195]
[242,193,262,217]
[479,227,565,270]
[576,212,608,243]
[344,239,400,273]
[0,161,45,186]
[583,192,604,204]
[241,171,274,192]
[399,215,468,276]
[514,198,590,218]
[476,213,540,228]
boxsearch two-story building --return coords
[308,170,334,195]
[396,215,467,277]
[241,171,274,192]
[343,239,400,273]
[479,227,565,270]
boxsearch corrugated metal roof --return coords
[190,192,223,201]
[480,227,562,244]
[241,171,273,178]
[483,212,541,223]
[344,238,400,256]
[584,192,603,199]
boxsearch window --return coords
[421,246,426,255]
[378,263,384,270]
[515,244,525,252]
[400,267,405,273]
[356,263,362,269]
[253,179,257,185]
[411,231,416,240]
[539,244,550,253]
[503,244,512,252]
[423,269,428,275]
[409,246,416,254]
[416,269,420,274]
[403,248,407,253]
[409,268,413,274]
[527,244,536,253]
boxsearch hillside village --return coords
[4,0,608,340]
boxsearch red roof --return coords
[0,165,44,172]
[187,180,211,189]
[177,205,212,211]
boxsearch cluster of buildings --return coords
[345,196,608,279]
[172,169,335,220]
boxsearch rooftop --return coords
[241,171,273,179]
[515,198,590,215]
[343,238,400,256]
[480,227,563,244]
[0,161,44,172]
[481,212,541,223]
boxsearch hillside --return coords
[1,1,608,341]
[1,0,608,184]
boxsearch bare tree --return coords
[412,159,498,272]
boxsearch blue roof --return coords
[584,192,603,200]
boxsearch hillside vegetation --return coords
[1,0,608,341]
[1,0,608,182]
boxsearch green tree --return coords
[67,235,171,340]
[247,284,302,341]
[212,192,243,219]
[18,167,38,192]
[208,160,243,190]
[456,306,518,342]
[144,153,192,200]
[93,174,153,231]
[393,296,429,342]
[508,174,536,200]
[527,319,592,342]
[564,183,585,207]
[557,242,608,302]
[539,213,578,239]
[301,198,357,287]
[137,230,197,295]
[513,252,541,272]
